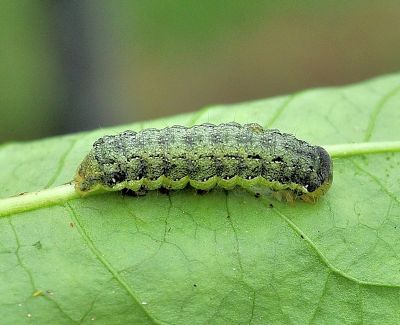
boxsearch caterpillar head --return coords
[301,146,333,203]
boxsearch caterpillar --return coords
[74,122,333,202]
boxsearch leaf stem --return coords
[325,141,400,158]
[0,183,79,218]
[0,140,399,218]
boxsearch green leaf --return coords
[1,73,400,324]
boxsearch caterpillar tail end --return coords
[73,151,103,196]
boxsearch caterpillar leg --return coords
[159,187,170,195]
[121,186,148,197]
[196,189,209,195]
[245,185,272,199]
[300,193,318,203]
[271,190,297,204]
[300,179,332,203]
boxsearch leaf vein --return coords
[263,93,295,129]
[272,207,400,288]
[364,84,400,141]
[225,191,244,276]
[351,159,400,204]
[308,272,331,324]
[8,219,76,322]
[66,203,165,325]
[45,137,78,188]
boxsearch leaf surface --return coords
[1,74,400,324]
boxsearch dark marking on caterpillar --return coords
[75,122,333,202]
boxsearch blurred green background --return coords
[1,0,400,142]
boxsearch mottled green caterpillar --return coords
[75,122,333,202]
